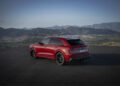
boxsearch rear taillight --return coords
[70,47,88,54]
[81,47,88,50]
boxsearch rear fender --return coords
[54,50,68,62]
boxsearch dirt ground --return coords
[0,46,120,86]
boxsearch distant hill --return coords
[45,25,79,29]
[84,22,120,32]
[0,26,119,37]
[0,26,120,37]
[0,23,120,42]
[59,27,120,35]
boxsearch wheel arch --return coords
[54,50,67,62]
[30,47,37,55]
[30,47,36,52]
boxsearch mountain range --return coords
[83,22,120,32]
[0,22,120,42]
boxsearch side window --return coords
[41,38,50,44]
[49,39,63,45]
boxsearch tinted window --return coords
[41,39,50,44]
[49,39,63,45]
[67,39,85,45]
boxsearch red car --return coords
[29,37,89,65]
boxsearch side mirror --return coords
[38,42,44,45]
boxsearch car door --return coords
[36,38,50,58]
[45,38,63,59]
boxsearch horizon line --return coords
[0,21,120,29]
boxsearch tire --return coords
[55,52,65,65]
[30,49,37,59]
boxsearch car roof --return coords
[48,36,79,40]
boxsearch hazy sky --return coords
[0,0,120,28]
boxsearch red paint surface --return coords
[29,37,89,62]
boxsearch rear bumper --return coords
[65,52,89,62]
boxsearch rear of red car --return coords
[63,38,89,62]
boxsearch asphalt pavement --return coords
[0,46,120,86]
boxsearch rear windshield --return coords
[67,39,85,45]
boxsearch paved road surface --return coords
[0,46,120,86]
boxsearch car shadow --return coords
[68,54,120,66]
[31,54,120,66]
